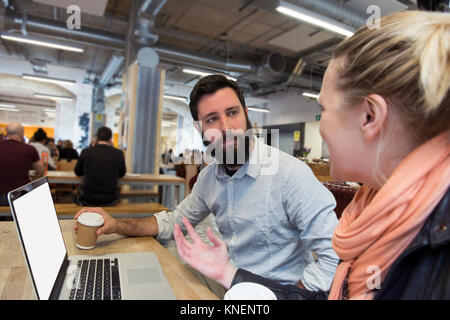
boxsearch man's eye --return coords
[228,110,238,116]
[206,117,216,124]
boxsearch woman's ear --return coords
[360,94,388,141]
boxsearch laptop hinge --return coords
[49,254,70,300]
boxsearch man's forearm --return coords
[115,216,159,237]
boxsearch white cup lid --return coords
[224,282,277,300]
[77,212,104,227]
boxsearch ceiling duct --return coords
[154,44,256,74]
[257,52,286,81]
[289,0,366,28]
[99,52,124,86]
[4,9,125,48]
[3,8,321,91]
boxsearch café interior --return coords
[0,0,446,301]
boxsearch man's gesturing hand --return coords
[174,216,237,289]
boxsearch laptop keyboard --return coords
[69,258,122,300]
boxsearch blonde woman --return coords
[174,10,450,300]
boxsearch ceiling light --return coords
[0,103,16,108]
[0,107,19,112]
[34,93,74,101]
[23,74,76,86]
[276,1,355,38]
[248,106,270,113]
[1,33,84,52]
[302,92,320,99]
[44,108,56,112]
[164,95,188,103]
[182,68,237,81]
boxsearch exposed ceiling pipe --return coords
[154,44,256,74]
[1,0,12,9]
[4,8,320,90]
[99,52,125,86]
[138,0,153,16]
[5,9,125,48]
[289,0,366,29]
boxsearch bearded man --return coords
[74,75,339,297]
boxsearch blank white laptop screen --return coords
[12,182,66,300]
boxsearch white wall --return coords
[264,91,322,126]
[162,99,204,155]
[0,55,94,150]
[304,121,322,161]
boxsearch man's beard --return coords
[203,114,253,167]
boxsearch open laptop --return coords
[8,177,176,300]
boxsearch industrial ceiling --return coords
[0,0,429,125]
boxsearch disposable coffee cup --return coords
[224,282,277,300]
[76,212,104,249]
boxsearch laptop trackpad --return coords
[127,267,161,285]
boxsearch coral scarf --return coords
[329,132,450,300]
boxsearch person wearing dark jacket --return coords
[229,189,449,300]
[74,126,126,206]
[58,139,79,161]
[172,11,450,300]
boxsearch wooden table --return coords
[0,220,218,300]
[42,171,186,210]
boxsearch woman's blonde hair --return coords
[333,10,449,145]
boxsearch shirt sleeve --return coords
[46,146,56,168]
[30,146,40,163]
[154,169,212,245]
[283,161,339,292]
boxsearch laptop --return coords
[8,177,176,300]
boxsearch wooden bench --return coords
[0,202,168,219]
[119,189,159,199]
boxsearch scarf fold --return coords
[328,132,450,300]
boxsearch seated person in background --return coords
[0,122,44,206]
[29,128,56,170]
[75,126,126,206]
[59,139,79,161]
[173,10,450,300]
[44,137,59,160]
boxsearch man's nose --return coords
[217,115,232,132]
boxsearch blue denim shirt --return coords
[155,138,339,291]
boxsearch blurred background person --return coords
[58,139,79,161]
[0,122,44,207]
[29,128,56,170]
[74,126,126,206]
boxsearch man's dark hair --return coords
[189,75,246,121]
[96,126,112,142]
[33,128,47,142]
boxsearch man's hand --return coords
[74,207,117,236]
[174,216,237,289]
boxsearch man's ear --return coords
[360,94,388,141]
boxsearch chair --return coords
[53,159,78,202]
[41,152,49,175]
[184,164,199,196]
[322,181,359,219]
[56,159,78,171]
